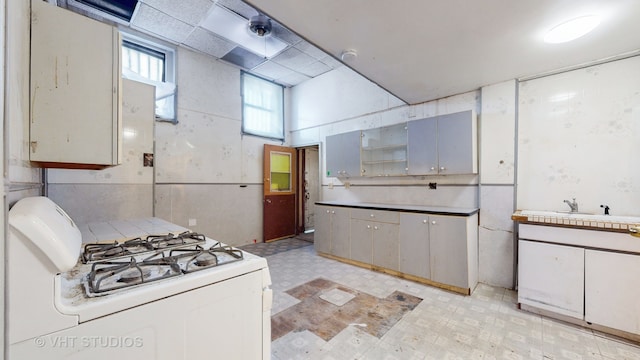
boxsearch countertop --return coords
[512,209,640,234]
[315,201,479,216]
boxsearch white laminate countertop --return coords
[315,201,479,216]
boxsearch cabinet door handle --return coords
[423,219,428,224]
[331,211,335,214]
[374,226,378,230]
[440,166,445,171]
[370,214,375,218]
[367,225,371,229]
[326,210,330,213]
[431,220,437,225]
[430,167,435,171]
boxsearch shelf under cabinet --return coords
[362,159,407,165]
[362,144,407,151]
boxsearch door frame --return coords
[295,142,322,234]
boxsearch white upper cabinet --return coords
[408,110,477,175]
[30,0,122,169]
[325,130,361,177]
[326,110,476,177]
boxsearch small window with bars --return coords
[241,72,284,140]
[121,37,176,122]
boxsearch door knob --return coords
[266,199,272,204]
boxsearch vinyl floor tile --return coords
[261,242,640,360]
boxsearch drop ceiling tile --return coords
[252,61,294,80]
[320,55,343,69]
[271,47,316,70]
[131,4,194,43]
[140,0,215,25]
[270,22,302,45]
[183,28,237,58]
[294,41,328,60]
[221,47,267,69]
[216,0,258,19]
[277,72,311,87]
[297,60,332,78]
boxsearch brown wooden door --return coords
[263,144,297,242]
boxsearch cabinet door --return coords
[330,207,351,258]
[326,130,361,177]
[398,213,430,278]
[518,240,584,319]
[437,110,476,174]
[314,205,332,254]
[30,0,121,167]
[407,118,438,175]
[372,223,399,270]
[350,219,373,264]
[585,250,640,335]
[361,123,407,177]
[429,215,468,288]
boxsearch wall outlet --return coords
[188,218,197,226]
[344,181,351,189]
[328,182,334,189]
[428,182,437,190]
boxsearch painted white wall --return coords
[478,80,517,288]
[154,47,286,246]
[6,0,42,196]
[518,56,640,216]
[290,67,480,209]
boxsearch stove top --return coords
[81,231,207,263]
[71,232,246,297]
[85,242,244,296]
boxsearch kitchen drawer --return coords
[350,208,399,224]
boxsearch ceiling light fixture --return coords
[249,15,272,37]
[544,15,601,44]
[200,6,287,58]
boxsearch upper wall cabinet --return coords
[326,130,362,177]
[361,123,408,177]
[30,0,122,169]
[408,110,477,175]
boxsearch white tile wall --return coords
[154,183,262,245]
[518,56,640,216]
[480,80,516,185]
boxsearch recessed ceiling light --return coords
[544,15,601,44]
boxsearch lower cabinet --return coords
[518,240,585,319]
[398,213,430,279]
[585,250,640,335]
[429,215,476,289]
[517,224,640,338]
[315,203,478,295]
[314,205,349,257]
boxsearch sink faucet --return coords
[563,198,578,212]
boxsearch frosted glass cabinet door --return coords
[30,0,122,168]
[325,130,362,177]
[437,110,477,174]
[407,118,438,175]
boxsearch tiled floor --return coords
[248,240,640,360]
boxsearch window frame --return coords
[120,31,177,123]
[241,71,285,141]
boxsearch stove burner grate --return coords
[81,231,206,263]
[88,256,182,294]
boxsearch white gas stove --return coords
[7,196,272,359]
